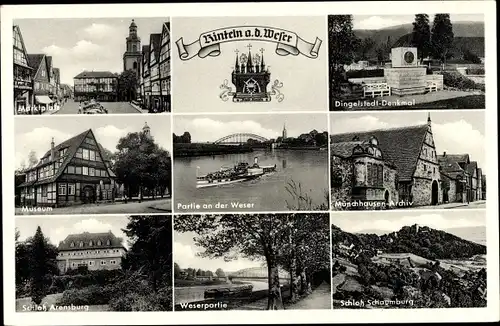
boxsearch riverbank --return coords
[174,143,253,157]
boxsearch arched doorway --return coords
[431,181,439,205]
[82,185,95,204]
[384,190,390,205]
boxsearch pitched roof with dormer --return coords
[330,124,429,181]
[438,154,469,180]
[58,231,125,251]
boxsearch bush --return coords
[346,69,384,79]
[442,71,485,92]
[56,285,115,306]
[108,286,172,311]
[466,68,485,75]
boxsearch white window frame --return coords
[59,184,67,195]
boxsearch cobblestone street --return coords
[51,100,142,114]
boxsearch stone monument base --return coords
[384,67,427,96]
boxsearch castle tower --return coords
[143,122,151,139]
[123,19,142,77]
[282,123,287,139]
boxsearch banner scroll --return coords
[176,25,322,60]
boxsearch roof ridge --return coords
[331,123,427,138]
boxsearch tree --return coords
[28,226,59,304]
[411,14,432,63]
[174,262,182,279]
[431,14,454,69]
[117,70,138,102]
[215,268,225,277]
[328,15,361,96]
[27,150,38,168]
[121,215,173,293]
[359,37,376,61]
[15,229,31,289]
[462,49,481,64]
[175,214,291,310]
[114,130,172,201]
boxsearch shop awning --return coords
[35,96,53,104]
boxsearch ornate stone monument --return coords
[384,47,427,96]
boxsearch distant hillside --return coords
[332,224,486,260]
[352,21,485,61]
[354,21,484,44]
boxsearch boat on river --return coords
[196,157,277,189]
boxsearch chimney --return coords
[443,151,446,157]
[254,156,258,165]
[50,137,55,160]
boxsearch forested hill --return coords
[331,224,486,260]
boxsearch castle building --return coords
[330,114,442,209]
[56,231,126,273]
[123,19,142,77]
[17,129,119,207]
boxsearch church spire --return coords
[246,44,253,73]
[427,112,431,126]
[260,48,265,72]
[234,50,240,73]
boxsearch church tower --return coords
[143,122,152,139]
[282,123,287,139]
[123,19,142,77]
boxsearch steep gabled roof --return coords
[13,26,33,69]
[330,124,428,181]
[467,161,478,176]
[58,231,125,251]
[18,129,116,187]
[27,54,45,77]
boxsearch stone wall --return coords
[384,165,399,204]
[425,74,444,90]
[412,178,435,206]
[384,67,427,95]
[330,156,354,210]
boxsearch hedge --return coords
[56,285,116,306]
[442,71,485,92]
[345,69,384,79]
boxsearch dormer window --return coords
[97,240,102,246]
[79,241,84,247]
[352,145,364,155]
[89,240,93,246]
[106,239,111,245]
[367,147,374,155]
[70,242,75,247]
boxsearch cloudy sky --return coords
[174,231,264,273]
[173,113,327,142]
[14,115,172,170]
[330,111,486,171]
[353,14,485,30]
[172,16,328,112]
[16,215,131,249]
[14,17,169,85]
[332,210,486,234]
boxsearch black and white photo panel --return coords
[329,111,486,211]
[14,115,172,215]
[14,18,171,115]
[328,14,485,111]
[15,215,173,312]
[331,210,487,309]
[173,112,329,213]
[173,213,331,311]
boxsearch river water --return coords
[174,149,329,212]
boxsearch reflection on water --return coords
[174,280,287,304]
[174,149,329,212]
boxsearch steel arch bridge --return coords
[214,133,269,145]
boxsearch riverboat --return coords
[196,157,277,189]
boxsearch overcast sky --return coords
[15,115,172,170]
[353,14,485,30]
[174,231,264,273]
[14,17,169,85]
[16,215,131,249]
[330,111,486,171]
[173,113,327,142]
[332,210,486,234]
[172,16,328,112]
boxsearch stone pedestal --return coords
[384,67,427,96]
